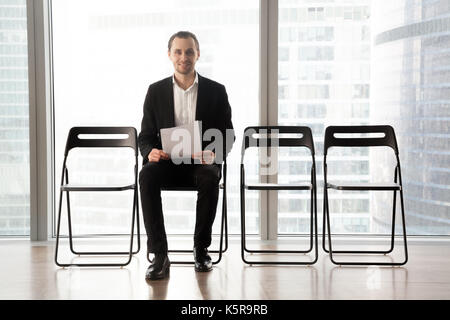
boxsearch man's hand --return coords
[192,150,215,165]
[148,148,170,162]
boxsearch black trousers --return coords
[139,160,221,253]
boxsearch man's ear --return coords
[197,50,200,60]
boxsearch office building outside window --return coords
[0,0,29,236]
[278,0,449,236]
[278,0,372,235]
[371,0,450,235]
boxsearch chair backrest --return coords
[241,126,315,157]
[324,125,399,155]
[64,126,138,156]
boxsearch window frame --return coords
[27,0,54,241]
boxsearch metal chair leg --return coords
[240,182,318,265]
[54,188,65,267]
[222,187,229,253]
[66,189,140,256]
[323,168,399,255]
[324,186,408,266]
[55,183,140,267]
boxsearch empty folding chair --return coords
[240,126,318,265]
[55,127,140,267]
[322,125,408,266]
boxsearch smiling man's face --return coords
[168,37,200,76]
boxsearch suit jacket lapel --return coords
[195,74,205,121]
[165,76,175,127]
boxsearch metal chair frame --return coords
[322,125,408,266]
[240,126,318,265]
[55,127,140,267]
[146,160,228,265]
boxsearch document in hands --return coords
[160,121,202,159]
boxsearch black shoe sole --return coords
[146,267,170,280]
[195,266,213,272]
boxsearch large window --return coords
[278,0,450,236]
[0,0,29,236]
[48,0,449,241]
[51,0,260,237]
[371,1,450,235]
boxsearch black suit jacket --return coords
[138,74,235,165]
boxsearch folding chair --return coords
[146,159,228,265]
[54,127,140,267]
[240,126,318,265]
[322,125,408,266]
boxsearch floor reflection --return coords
[54,266,133,299]
[327,263,409,299]
[241,264,319,299]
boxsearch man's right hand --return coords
[148,148,170,162]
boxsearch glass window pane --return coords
[0,0,29,236]
[371,0,450,235]
[278,0,374,235]
[52,0,260,236]
[279,0,450,236]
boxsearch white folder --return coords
[160,121,202,159]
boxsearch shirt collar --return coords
[172,72,199,91]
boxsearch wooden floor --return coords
[1,237,449,300]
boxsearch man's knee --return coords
[139,162,163,187]
[196,165,221,187]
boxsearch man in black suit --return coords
[138,31,234,280]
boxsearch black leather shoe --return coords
[193,247,212,272]
[146,253,170,280]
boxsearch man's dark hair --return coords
[168,31,200,52]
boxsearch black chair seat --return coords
[245,182,312,190]
[161,183,225,191]
[61,183,136,192]
[326,182,401,191]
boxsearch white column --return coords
[27,0,54,241]
[260,0,278,240]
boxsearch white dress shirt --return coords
[173,72,199,127]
